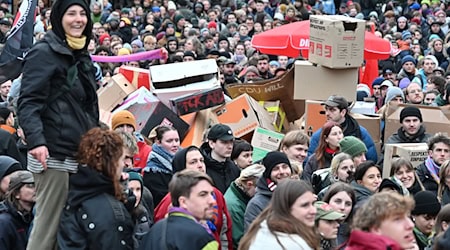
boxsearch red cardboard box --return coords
[170,87,225,115]
[119,66,151,90]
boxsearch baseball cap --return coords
[8,170,34,191]
[315,201,345,221]
[224,59,236,65]
[321,95,348,109]
[207,124,234,141]
[380,80,394,88]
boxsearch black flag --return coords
[0,0,37,83]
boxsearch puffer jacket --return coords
[58,165,134,250]
[18,31,99,159]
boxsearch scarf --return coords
[66,34,86,50]
[169,207,214,236]
[413,227,433,248]
[325,147,338,155]
[425,156,440,184]
[266,178,277,192]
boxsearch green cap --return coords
[314,201,345,221]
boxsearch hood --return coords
[67,165,115,207]
[397,125,427,143]
[172,146,199,173]
[351,181,373,202]
[346,230,402,250]
[0,156,22,180]
[201,142,228,171]
[255,177,273,197]
[342,115,362,139]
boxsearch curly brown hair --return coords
[77,127,124,201]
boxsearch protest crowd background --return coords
[3,0,450,249]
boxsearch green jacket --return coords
[224,182,251,249]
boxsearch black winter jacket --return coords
[0,201,33,250]
[58,165,134,250]
[18,31,99,159]
[200,142,240,194]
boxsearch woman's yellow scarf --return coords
[66,34,86,50]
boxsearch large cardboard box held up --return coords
[294,61,358,101]
[385,104,450,140]
[383,143,429,178]
[309,15,365,68]
[119,66,151,90]
[114,87,190,139]
[251,127,285,162]
[258,100,289,132]
[213,94,275,138]
[97,74,136,111]
[351,113,382,143]
[225,68,305,122]
[181,108,218,148]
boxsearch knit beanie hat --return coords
[128,172,143,188]
[339,136,367,158]
[99,33,111,45]
[118,47,130,56]
[174,14,184,25]
[131,39,143,48]
[208,21,217,29]
[262,151,291,179]
[385,86,405,104]
[412,191,441,215]
[399,77,411,89]
[400,106,422,123]
[372,77,384,87]
[402,30,412,41]
[111,110,137,130]
[50,0,92,44]
[401,55,416,66]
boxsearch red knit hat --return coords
[208,21,217,29]
[99,33,110,45]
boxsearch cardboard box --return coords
[150,59,219,89]
[119,66,151,90]
[181,108,218,148]
[294,61,358,101]
[385,104,450,140]
[258,100,289,132]
[383,143,429,178]
[99,109,112,128]
[251,127,285,162]
[213,94,275,138]
[225,68,304,122]
[304,100,327,136]
[309,15,365,68]
[170,87,225,115]
[114,87,190,139]
[97,73,136,111]
[351,101,376,115]
[351,113,382,143]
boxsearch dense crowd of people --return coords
[2,0,450,249]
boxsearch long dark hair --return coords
[315,122,341,169]
[239,180,320,250]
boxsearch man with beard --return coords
[244,151,292,230]
[308,95,377,162]
[416,133,450,194]
[385,106,432,145]
[200,124,240,193]
[143,170,218,249]
[405,82,424,104]
[256,54,273,79]
[222,59,241,84]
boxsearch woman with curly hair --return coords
[58,127,134,249]
[239,179,319,250]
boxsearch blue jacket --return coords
[308,124,378,163]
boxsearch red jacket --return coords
[154,187,233,250]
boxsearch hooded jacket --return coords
[308,115,377,163]
[0,128,25,168]
[351,181,374,209]
[346,230,403,250]
[18,29,99,159]
[58,166,134,250]
[244,177,273,231]
[0,201,33,250]
[0,156,22,199]
[200,142,240,194]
